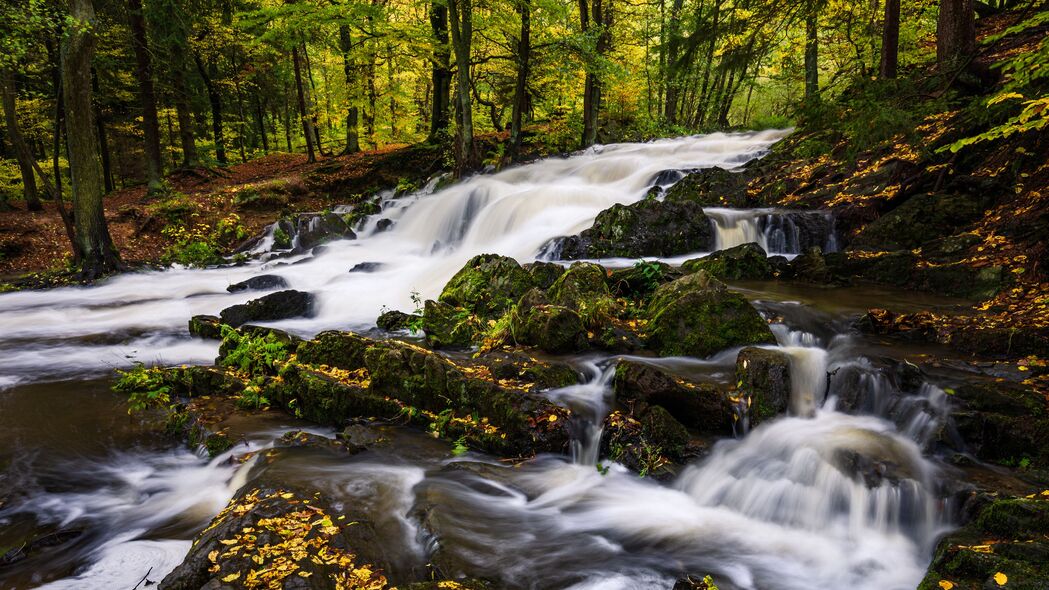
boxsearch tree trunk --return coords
[172,62,198,167]
[255,96,270,154]
[580,0,610,147]
[63,0,120,277]
[662,0,685,124]
[509,0,530,160]
[90,69,114,193]
[0,69,43,211]
[338,23,361,154]
[880,0,900,79]
[127,0,164,193]
[448,0,478,173]
[805,1,819,101]
[301,44,327,156]
[937,0,976,70]
[292,45,317,163]
[428,1,453,142]
[194,54,228,165]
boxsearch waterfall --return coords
[541,361,616,466]
[705,208,838,255]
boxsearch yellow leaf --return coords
[938,581,955,590]
[222,572,241,582]
[994,572,1008,586]
[548,414,558,422]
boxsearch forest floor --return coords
[0,141,447,279]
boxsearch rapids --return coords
[0,131,958,590]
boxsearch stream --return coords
[0,131,973,589]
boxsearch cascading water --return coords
[705,208,838,255]
[0,130,956,590]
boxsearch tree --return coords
[880,0,901,79]
[149,0,198,168]
[1,68,42,211]
[63,0,121,277]
[337,22,361,153]
[579,0,611,147]
[127,0,164,193]
[429,0,452,142]
[508,0,530,159]
[937,0,976,70]
[447,0,478,172]
[805,0,820,101]
[292,43,317,163]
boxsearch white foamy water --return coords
[0,131,789,386]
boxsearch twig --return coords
[130,566,153,590]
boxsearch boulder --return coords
[613,360,736,434]
[645,271,776,358]
[547,261,609,308]
[349,262,383,273]
[787,246,833,283]
[438,254,535,317]
[295,330,372,369]
[682,243,772,280]
[638,405,690,459]
[188,314,223,339]
[523,261,565,290]
[158,486,392,590]
[608,262,681,298]
[509,301,589,354]
[376,309,414,332]
[226,274,290,293]
[735,347,792,424]
[947,380,1049,465]
[552,198,715,259]
[422,300,480,348]
[663,167,751,207]
[279,211,357,252]
[219,290,316,327]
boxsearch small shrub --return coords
[220,325,290,376]
[113,362,172,414]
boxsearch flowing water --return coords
[0,131,962,589]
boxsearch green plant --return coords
[451,436,469,457]
[146,192,196,225]
[272,226,292,250]
[220,325,290,376]
[236,378,270,410]
[406,290,426,334]
[596,462,610,476]
[633,260,664,292]
[113,362,172,414]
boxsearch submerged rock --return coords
[735,347,792,424]
[276,211,357,252]
[682,242,772,280]
[219,290,316,327]
[645,271,775,358]
[226,274,289,293]
[188,314,223,340]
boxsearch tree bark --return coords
[337,23,361,153]
[662,0,685,124]
[805,1,819,102]
[428,1,453,142]
[580,0,610,147]
[292,45,317,163]
[509,0,530,159]
[194,54,228,165]
[880,0,900,79]
[448,0,478,173]
[937,0,976,70]
[91,69,115,193]
[127,0,164,193]
[0,69,43,211]
[63,0,121,277]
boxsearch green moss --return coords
[422,300,483,348]
[438,254,535,317]
[682,243,772,280]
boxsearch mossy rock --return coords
[553,198,715,259]
[295,330,372,369]
[547,261,609,308]
[376,309,414,331]
[919,495,1049,590]
[269,364,398,426]
[218,290,316,327]
[613,360,735,434]
[735,347,792,424]
[787,246,833,283]
[509,303,589,354]
[422,300,481,348]
[682,242,772,280]
[645,271,775,358]
[639,405,690,459]
[917,262,1004,300]
[439,253,535,317]
[663,167,752,207]
[608,262,680,298]
[853,192,988,252]
[188,315,223,340]
[523,261,566,290]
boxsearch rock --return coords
[376,309,414,331]
[285,211,357,251]
[551,198,715,259]
[853,192,988,251]
[663,167,751,207]
[645,271,776,358]
[919,494,1049,590]
[295,330,372,369]
[422,300,480,348]
[375,218,393,232]
[735,347,792,424]
[188,314,223,339]
[682,243,772,280]
[485,352,580,389]
[547,261,609,308]
[349,262,383,273]
[276,430,367,455]
[919,262,1004,300]
[788,246,833,283]
[608,262,681,298]
[219,290,316,327]
[268,364,400,426]
[226,274,290,293]
[639,405,690,459]
[523,261,565,290]
[0,529,83,567]
[158,486,392,590]
[613,360,736,434]
[439,254,535,317]
[509,301,589,354]
[948,380,1049,465]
